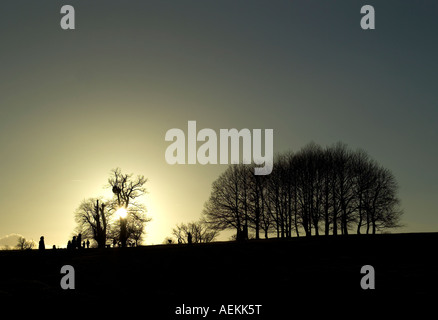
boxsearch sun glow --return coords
[115,207,128,219]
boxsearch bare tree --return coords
[331,143,356,235]
[247,164,272,239]
[363,166,403,234]
[74,198,111,248]
[128,210,151,246]
[266,154,291,237]
[73,168,150,248]
[351,150,374,234]
[203,165,245,237]
[108,205,151,246]
[172,220,218,244]
[16,237,35,250]
[108,167,147,209]
[107,167,148,247]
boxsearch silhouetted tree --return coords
[108,206,151,246]
[266,155,290,237]
[363,165,403,234]
[16,237,35,250]
[107,167,148,247]
[351,149,375,234]
[74,198,111,248]
[247,165,271,239]
[128,210,151,246]
[203,165,246,238]
[73,169,150,248]
[172,220,218,244]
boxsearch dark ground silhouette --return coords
[0,233,436,317]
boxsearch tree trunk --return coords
[366,210,370,234]
[324,179,330,236]
[372,216,377,234]
[294,186,300,237]
[356,197,363,234]
[255,207,260,240]
[332,179,338,236]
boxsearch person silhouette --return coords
[86,239,90,249]
[39,236,45,251]
[67,240,72,250]
[72,236,77,249]
[187,232,192,244]
[77,234,82,250]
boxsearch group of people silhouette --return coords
[37,234,91,251]
[37,234,143,250]
[67,234,90,250]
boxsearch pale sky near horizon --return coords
[1,1,437,248]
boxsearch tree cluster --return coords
[171,220,219,244]
[203,142,403,239]
[74,168,150,248]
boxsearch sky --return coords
[0,0,437,248]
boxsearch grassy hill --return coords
[0,233,436,316]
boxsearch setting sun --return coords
[115,207,128,219]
